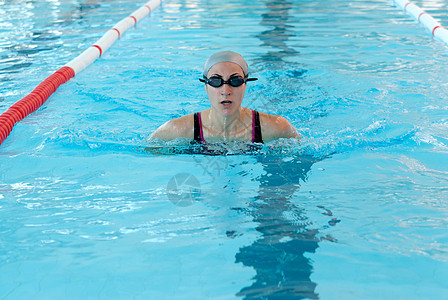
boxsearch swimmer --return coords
[151,51,300,143]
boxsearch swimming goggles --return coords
[199,76,258,88]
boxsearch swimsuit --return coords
[193,110,263,143]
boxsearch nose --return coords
[220,83,232,95]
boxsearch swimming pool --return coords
[1,0,448,298]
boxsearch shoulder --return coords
[150,113,195,140]
[257,111,300,141]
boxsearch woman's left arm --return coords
[261,114,300,141]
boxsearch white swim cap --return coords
[203,51,248,78]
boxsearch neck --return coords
[206,107,248,141]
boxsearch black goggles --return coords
[199,76,258,88]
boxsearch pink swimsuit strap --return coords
[197,112,205,142]
[251,109,256,143]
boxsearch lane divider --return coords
[0,0,163,146]
[112,28,121,37]
[393,0,448,44]
[92,45,103,57]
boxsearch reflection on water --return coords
[253,0,299,67]
[234,1,326,298]
[0,0,102,76]
[235,155,326,299]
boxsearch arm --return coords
[260,113,300,142]
[150,114,194,141]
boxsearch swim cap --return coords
[203,51,248,77]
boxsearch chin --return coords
[220,108,236,115]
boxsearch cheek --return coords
[238,87,247,100]
[205,85,212,98]
[205,86,218,102]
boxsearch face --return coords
[205,62,247,116]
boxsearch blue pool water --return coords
[1,0,448,299]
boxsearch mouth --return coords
[220,100,232,105]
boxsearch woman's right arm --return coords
[150,114,194,141]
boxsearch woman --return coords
[151,51,299,143]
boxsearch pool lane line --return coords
[393,0,448,45]
[0,0,163,147]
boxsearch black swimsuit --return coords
[193,110,263,143]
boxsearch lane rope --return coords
[393,0,448,43]
[0,0,163,146]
